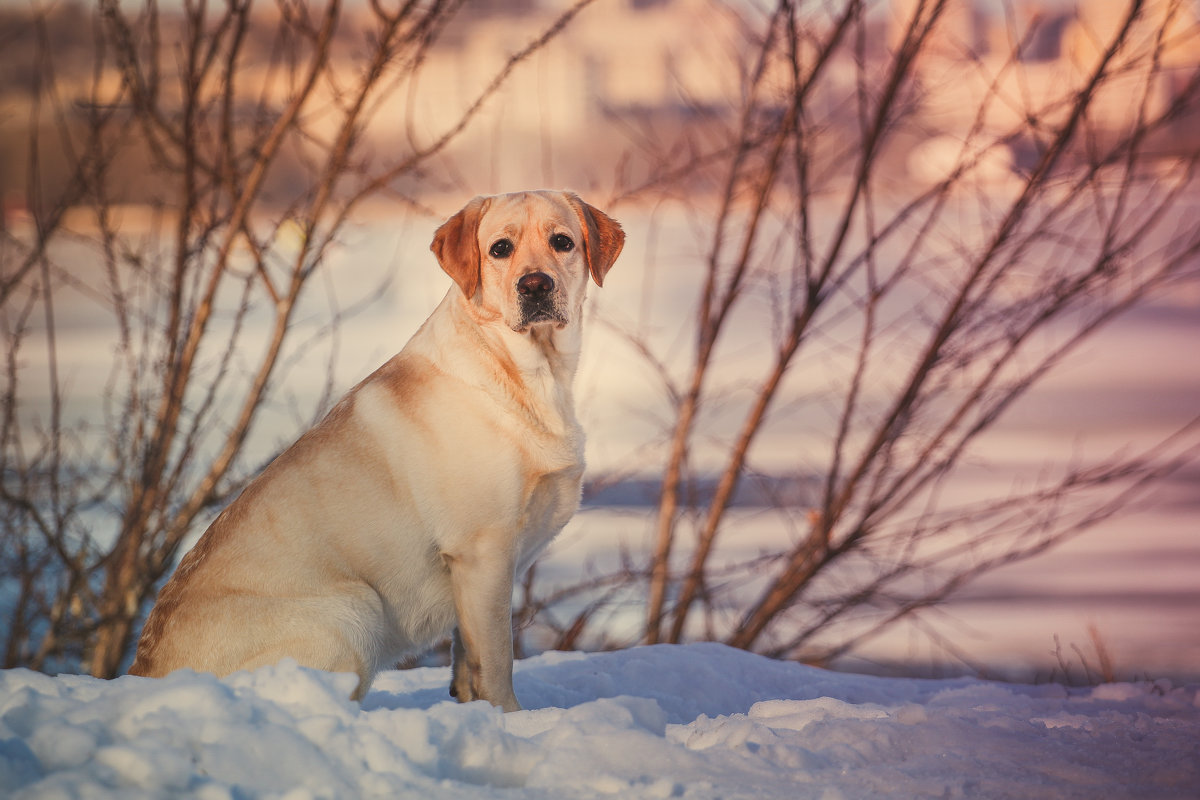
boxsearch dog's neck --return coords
[433,289,583,427]
[509,319,582,378]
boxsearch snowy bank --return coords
[2,643,1197,799]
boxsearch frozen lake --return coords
[11,200,1200,682]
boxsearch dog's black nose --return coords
[517,272,554,298]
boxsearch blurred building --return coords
[3,0,1197,205]
[317,0,746,191]
[892,0,1200,177]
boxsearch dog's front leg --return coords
[443,540,521,712]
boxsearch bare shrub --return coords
[0,0,595,677]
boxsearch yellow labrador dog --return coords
[129,190,624,711]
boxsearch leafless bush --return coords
[4,0,1197,680]
[0,0,595,677]
[517,0,1200,667]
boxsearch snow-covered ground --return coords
[2,643,1197,799]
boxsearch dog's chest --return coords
[516,429,585,561]
[517,458,584,569]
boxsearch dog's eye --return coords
[549,233,574,253]
[489,239,513,259]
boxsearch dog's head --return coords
[431,191,624,333]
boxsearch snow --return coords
[2,644,1197,799]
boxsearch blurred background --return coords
[2,0,1198,683]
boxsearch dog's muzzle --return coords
[515,271,566,329]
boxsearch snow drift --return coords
[2,643,1197,799]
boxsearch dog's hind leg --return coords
[449,627,468,699]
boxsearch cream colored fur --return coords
[129,190,624,711]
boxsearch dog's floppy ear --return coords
[565,192,625,288]
[431,196,491,299]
